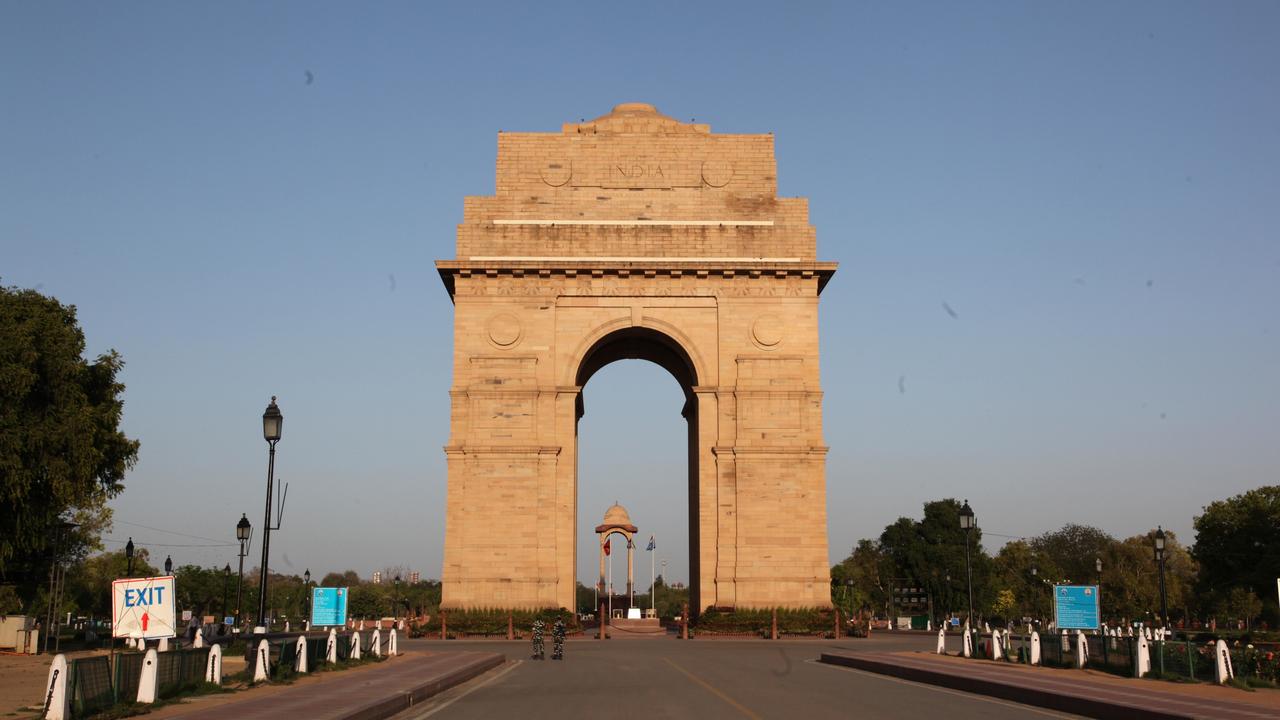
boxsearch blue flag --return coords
[646,536,655,551]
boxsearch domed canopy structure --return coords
[596,502,638,533]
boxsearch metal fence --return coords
[68,655,114,718]
[114,652,144,704]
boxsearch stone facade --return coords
[437,103,837,612]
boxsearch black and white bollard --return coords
[137,649,159,703]
[42,654,68,720]
[206,643,223,684]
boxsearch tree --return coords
[1028,524,1116,587]
[0,284,139,596]
[1193,486,1280,625]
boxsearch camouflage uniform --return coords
[552,618,566,660]
[531,618,545,659]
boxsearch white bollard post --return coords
[1214,639,1234,684]
[1136,632,1150,678]
[284,620,291,633]
[326,628,338,663]
[992,630,1004,661]
[193,627,205,648]
[962,626,973,658]
[294,635,308,673]
[927,619,932,631]
[158,637,169,652]
[206,642,223,684]
[398,619,405,631]
[305,620,311,632]
[1075,630,1088,668]
[1029,631,1041,665]
[252,639,270,683]
[389,628,398,657]
[137,649,159,703]
[359,619,365,631]
[42,654,69,720]
[983,622,991,634]
[350,631,362,660]
[371,628,382,657]
[936,627,946,654]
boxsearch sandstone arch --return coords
[437,103,837,612]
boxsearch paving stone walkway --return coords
[165,651,503,720]
[820,650,1280,720]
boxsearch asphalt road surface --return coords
[394,633,1083,719]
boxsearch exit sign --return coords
[112,576,177,639]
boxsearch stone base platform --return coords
[609,618,665,636]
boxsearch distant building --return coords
[410,571,420,584]
[372,571,382,585]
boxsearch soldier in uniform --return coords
[531,618,545,659]
[552,617,566,660]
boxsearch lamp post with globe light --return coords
[255,397,283,632]
[958,500,976,627]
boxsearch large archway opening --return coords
[574,327,700,616]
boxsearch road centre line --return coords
[662,657,762,720]
[805,660,1080,719]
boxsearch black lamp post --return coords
[256,397,283,632]
[958,500,975,627]
[125,537,135,577]
[1095,557,1103,586]
[235,514,251,629]
[1153,526,1168,628]
[222,563,231,619]
[304,569,311,626]
[393,575,401,619]
[164,555,173,575]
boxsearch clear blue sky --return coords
[3,1,1277,587]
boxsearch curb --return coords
[338,654,506,720]
[818,653,1190,720]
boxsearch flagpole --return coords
[650,535,656,614]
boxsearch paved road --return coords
[394,634,1083,719]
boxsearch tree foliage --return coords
[0,284,139,584]
[1193,486,1280,598]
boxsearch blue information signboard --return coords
[310,587,349,627]
[1054,585,1100,630]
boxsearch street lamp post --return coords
[304,569,311,626]
[222,563,231,619]
[958,500,976,627]
[164,555,173,576]
[235,514,251,629]
[1095,557,1103,587]
[256,397,283,632]
[393,575,401,619]
[1153,526,1169,629]
[125,537,135,577]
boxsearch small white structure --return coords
[371,628,382,657]
[936,628,946,654]
[294,635,308,673]
[326,628,338,663]
[983,622,991,634]
[962,626,973,658]
[284,620,291,633]
[388,627,398,656]
[206,643,223,684]
[42,654,68,720]
[1029,631,1041,665]
[350,631,362,660]
[1214,639,1234,684]
[991,629,1004,661]
[137,649,159,703]
[192,627,205,648]
[252,639,270,683]
[1075,631,1088,668]
[1135,632,1150,678]
[158,637,169,652]
[359,619,366,631]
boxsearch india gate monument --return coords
[436,103,837,614]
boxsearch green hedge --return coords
[694,607,835,636]
[413,608,578,637]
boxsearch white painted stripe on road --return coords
[805,660,1081,719]
[400,659,522,718]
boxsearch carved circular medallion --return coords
[701,159,734,188]
[487,313,523,348]
[539,161,572,187]
[751,314,783,349]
